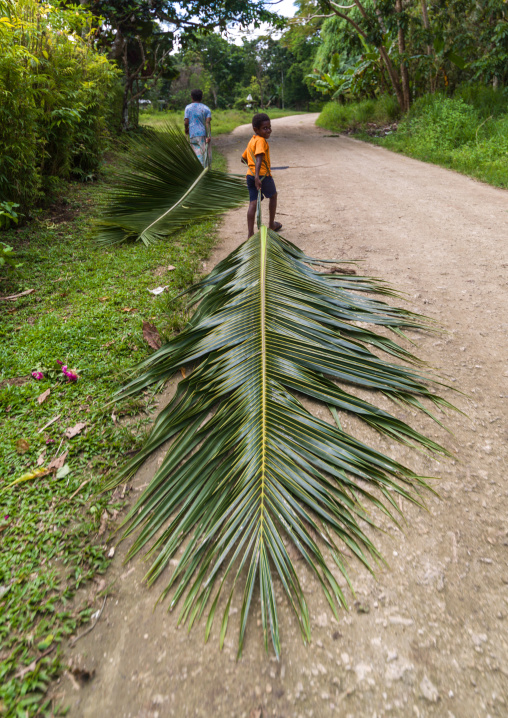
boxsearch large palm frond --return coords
[95,124,248,246]
[107,226,455,657]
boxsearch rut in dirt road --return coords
[62,114,508,718]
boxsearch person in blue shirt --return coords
[184,89,212,167]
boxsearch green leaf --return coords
[433,37,445,54]
[445,50,467,69]
[106,224,456,657]
[94,124,248,246]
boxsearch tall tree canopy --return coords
[83,0,284,127]
[291,0,508,110]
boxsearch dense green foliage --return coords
[299,0,507,110]
[0,151,229,716]
[318,87,508,188]
[382,90,508,188]
[317,94,401,130]
[144,32,322,111]
[0,0,120,216]
[83,0,284,128]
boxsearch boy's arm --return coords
[184,118,189,135]
[254,153,264,190]
[205,116,211,144]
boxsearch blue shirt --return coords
[184,102,211,138]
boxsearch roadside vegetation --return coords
[302,0,507,188]
[317,95,401,132]
[317,86,508,189]
[0,151,230,716]
[0,0,120,220]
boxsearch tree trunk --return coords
[395,0,410,112]
[420,0,436,92]
[122,77,134,131]
[378,45,405,111]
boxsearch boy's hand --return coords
[255,176,262,191]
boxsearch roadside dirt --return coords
[60,114,508,718]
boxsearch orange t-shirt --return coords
[242,134,271,176]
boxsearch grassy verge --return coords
[316,95,401,133]
[0,151,230,716]
[317,87,508,189]
[140,107,306,134]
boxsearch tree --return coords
[83,0,284,128]
[298,0,507,110]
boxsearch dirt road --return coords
[61,114,508,718]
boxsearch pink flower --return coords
[32,371,44,380]
[46,438,55,444]
[57,360,63,365]
[62,365,78,382]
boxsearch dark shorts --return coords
[246,174,277,202]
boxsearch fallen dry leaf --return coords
[0,288,35,301]
[48,451,68,471]
[93,576,107,592]
[321,265,357,276]
[167,264,176,271]
[37,449,46,467]
[16,439,30,454]
[122,307,135,312]
[180,367,186,378]
[65,669,81,691]
[98,297,109,302]
[65,422,86,439]
[98,509,119,537]
[37,388,51,405]
[98,510,109,537]
[142,321,161,350]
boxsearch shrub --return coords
[381,93,508,188]
[0,0,121,215]
[316,95,401,132]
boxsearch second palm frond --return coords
[95,124,248,246]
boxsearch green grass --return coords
[316,95,401,133]
[0,151,231,716]
[317,88,508,189]
[379,93,508,188]
[140,107,307,134]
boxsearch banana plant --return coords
[105,167,456,655]
[95,124,248,246]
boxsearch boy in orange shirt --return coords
[241,113,282,238]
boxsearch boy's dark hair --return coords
[252,112,270,130]
[191,89,203,102]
